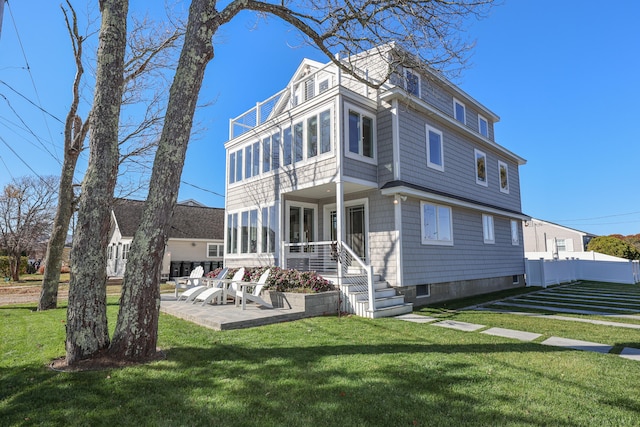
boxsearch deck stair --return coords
[322,273,413,318]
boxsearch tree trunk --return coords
[38,154,79,310]
[65,0,128,365]
[108,0,217,360]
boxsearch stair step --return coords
[367,303,413,319]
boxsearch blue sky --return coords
[1,1,639,237]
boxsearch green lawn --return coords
[2,291,640,426]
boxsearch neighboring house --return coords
[107,199,225,279]
[224,44,529,316]
[523,218,597,258]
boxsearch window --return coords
[319,79,329,93]
[244,146,252,179]
[294,122,304,163]
[498,161,509,193]
[227,213,238,254]
[307,115,318,158]
[107,246,113,260]
[261,206,276,253]
[425,125,444,171]
[262,136,271,173]
[478,115,488,137]
[229,152,236,184]
[252,142,260,176]
[235,150,243,182]
[510,220,519,245]
[283,127,292,166]
[241,211,249,253]
[416,284,430,298]
[271,132,280,169]
[482,214,495,244]
[207,243,224,257]
[249,209,258,253]
[347,108,375,159]
[320,110,331,154]
[474,149,487,186]
[556,239,566,252]
[421,202,453,245]
[454,99,466,124]
[405,69,420,96]
[122,244,130,259]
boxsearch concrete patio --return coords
[160,292,337,330]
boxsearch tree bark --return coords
[65,0,128,365]
[108,0,217,360]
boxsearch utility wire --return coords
[6,0,60,163]
[0,80,64,124]
[0,135,57,192]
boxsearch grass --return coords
[2,286,640,426]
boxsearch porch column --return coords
[336,180,344,284]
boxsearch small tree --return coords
[0,176,57,281]
[587,235,640,260]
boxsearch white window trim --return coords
[420,201,454,246]
[344,102,376,165]
[453,98,466,124]
[482,214,495,244]
[425,124,444,172]
[405,68,421,97]
[474,149,488,187]
[284,200,318,247]
[478,114,488,138]
[498,160,510,194]
[207,242,224,258]
[510,220,520,246]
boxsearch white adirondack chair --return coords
[177,267,228,302]
[232,268,273,309]
[194,267,245,306]
[173,265,204,298]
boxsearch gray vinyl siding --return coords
[400,199,524,286]
[376,109,395,184]
[397,106,521,212]
[367,191,398,285]
[342,157,377,182]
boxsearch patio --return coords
[160,293,326,330]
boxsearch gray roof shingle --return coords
[113,199,224,240]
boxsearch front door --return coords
[329,204,367,261]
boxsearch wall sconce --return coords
[393,195,407,204]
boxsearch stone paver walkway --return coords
[396,280,640,362]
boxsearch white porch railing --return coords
[282,241,375,315]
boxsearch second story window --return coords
[229,152,236,184]
[475,149,487,186]
[498,160,509,194]
[347,108,374,160]
[244,146,252,179]
[283,127,292,166]
[425,124,444,171]
[262,136,271,173]
[235,150,243,182]
[294,122,304,163]
[454,98,466,124]
[478,115,488,137]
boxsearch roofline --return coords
[525,217,599,237]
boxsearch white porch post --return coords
[336,180,344,285]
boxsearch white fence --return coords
[525,258,640,287]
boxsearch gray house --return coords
[224,44,529,317]
[523,218,597,258]
[107,199,225,279]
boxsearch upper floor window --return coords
[122,243,130,259]
[482,214,495,244]
[347,107,375,160]
[474,149,487,186]
[244,146,252,179]
[421,201,453,245]
[425,124,444,171]
[229,152,236,184]
[405,69,420,97]
[478,115,488,137]
[498,160,509,194]
[235,150,243,182]
[510,220,519,246]
[262,136,271,173]
[283,127,292,166]
[454,99,466,124]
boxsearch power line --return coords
[552,211,640,223]
[5,0,60,163]
[0,135,57,192]
[0,80,64,124]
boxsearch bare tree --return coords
[38,2,183,311]
[64,0,496,365]
[0,176,57,281]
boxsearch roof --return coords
[112,199,225,240]
[525,218,598,238]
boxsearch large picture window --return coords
[425,125,444,171]
[421,202,453,245]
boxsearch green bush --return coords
[587,235,640,260]
[0,256,29,277]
